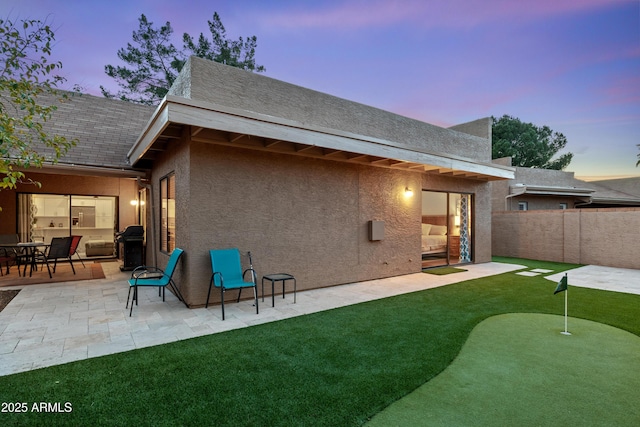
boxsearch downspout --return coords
[137,178,157,267]
[574,196,593,208]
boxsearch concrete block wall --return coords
[492,208,640,269]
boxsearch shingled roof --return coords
[507,164,640,207]
[33,91,154,173]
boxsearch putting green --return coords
[367,313,640,426]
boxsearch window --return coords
[160,173,176,253]
[559,203,568,210]
[17,194,117,258]
[518,201,528,211]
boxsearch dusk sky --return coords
[2,0,639,180]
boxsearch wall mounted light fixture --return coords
[404,187,414,197]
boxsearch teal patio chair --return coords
[126,248,186,316]
[206,248,258,320]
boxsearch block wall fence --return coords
[492,208,640,270]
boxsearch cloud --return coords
[260,0,632,31]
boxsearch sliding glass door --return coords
[421,191,472,268]
[17,193,117,258]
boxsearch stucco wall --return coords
[171,57,491,163]
[448,118,491,140]
[492,208,640,269]
[148,133,191,301]
[505,195,577,211]
[154,137,493,308]
[181,142,421,307]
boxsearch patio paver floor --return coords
[1,261,638,376]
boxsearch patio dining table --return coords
[0,242,50,277]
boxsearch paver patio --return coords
[0,261,638,376]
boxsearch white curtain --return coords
[17,194,32,242]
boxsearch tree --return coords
[491,115,573,170]
[102,14,181,105]
[102,13,265,105]
[0,17,76,199]
[181,12,265,73]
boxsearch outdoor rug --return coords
[0,262,105,287]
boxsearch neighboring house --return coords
[1,56,515,307]
[589,177,640,198]
[491,157,640,211]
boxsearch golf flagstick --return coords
[561,284,571,335]
[554,273,571,335]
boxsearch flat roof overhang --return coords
[590,197,640,206]
[129,96,515,181]
[509,185,595,197]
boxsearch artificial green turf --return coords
[492,256,579,271]
[367,313,640,426]
[422,266,467,275]
[0,258,638,426]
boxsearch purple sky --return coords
[2,0,639,180]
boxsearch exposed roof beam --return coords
[229,133,245,143]
[129,96,515,181]
[370,158,392,165]
[264,140,283,148]
[346,154,369,161]
[322,148,343,157]
[295,144,318,153]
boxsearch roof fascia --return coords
[16,163,148,178]
[510,185,595,197]
[130,96,515,180]
[128,98,171,164]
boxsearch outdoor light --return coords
[130,200,138,206]
[404,187,414,197]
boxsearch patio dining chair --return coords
[69,235,86,268]
[126,248,186,316]
[0,234,20,276]
[206,248,259,320]
[35,236,75,279]
[0,248,15,276]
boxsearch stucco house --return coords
[491,157,640,211]
[1,56,514,307]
